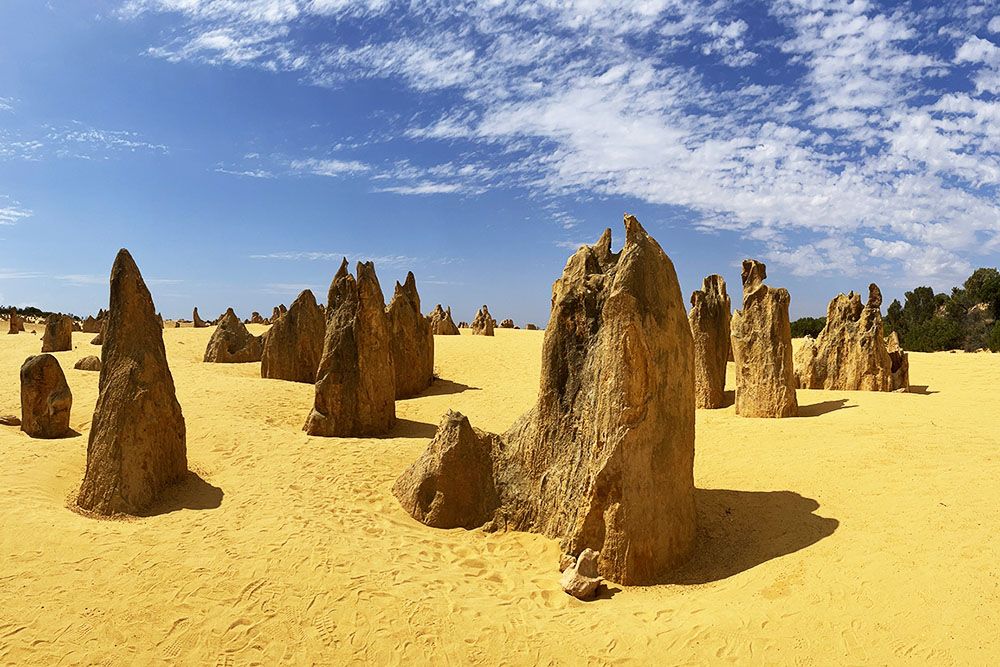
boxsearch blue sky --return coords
[1,0,999,323]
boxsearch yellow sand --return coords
[1,325,998,665]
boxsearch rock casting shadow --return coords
[907,385,938,395]
[383,418,439,439]
[141,471,224,516]
[660,488,838,585]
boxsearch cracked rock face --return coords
[730,260,798,418]
[428,304,460,336]
[303,260,396,437]
[20,354,72,439]
[386,272,434,399]
[689,275,731,409]
[394,215,696,585]
[794,284,904,392]
[470,305,495,336]
[41,314,73,352]
[77,249,187,516]
[261,289,325,384]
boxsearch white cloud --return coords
[290,157,368,176]
[0,197,31,225]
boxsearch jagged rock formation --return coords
[82,312,104,334]
[203,308,263,363]
[499,318,515,328]
[395,215,696,585]
[794,284,900,392]
[304,260,396,436]
[19,354,73,438]
[192,307,207,328]
[271,306,281,322]
[8,308,24,334]
[261,289,325,383]
[386,272,434,398]
[41,314,73,352]
[72,321,82,332]
[74,356,101,372]
[470,305,495,336]
[560,549,603,600]
[76,249,187,516]
[428,305,459,335]
[392,411,500,528]
[250,311,265,324]
[457,321,469,328]
[689,275,731,409]
[886,331,910,391]
[730,260,798,418]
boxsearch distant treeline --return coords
[1,305,80,320]
[790,267,1000,353]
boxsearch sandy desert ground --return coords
[1,323,998,665]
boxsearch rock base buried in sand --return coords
[203,308,263,363]
[689,274,731,409]
[428,304,459,335]
[41,314,73,352]
[396,215,696,585]
[76,249,187,516]
[560,549,603,600]
[386,272,434,398]
[0,414,22,426]
[74,356,102,372]
[261,289,325,384]
[20,354,73,439]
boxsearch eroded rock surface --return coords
[203,308,263,363]
[261,289,325,383]
[20,354,72,438]
[386,272,434,398]
[689,275,731,409]
[41,314,73,352]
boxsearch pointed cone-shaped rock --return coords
[428,304,459,335]
[203,308,263,363]
[730,259,798,417]
[41,314,73,352]
[386,272,434,398]
[395,215,697,585]
[392,410,499,528]
[261,289,325,383]
[689,275,731,409]
[794,284,897,391]
[76,249,187,516]
[192,307,207,328]
[471,305,495,336]
[20,354,73,438]
[304,260,396,436]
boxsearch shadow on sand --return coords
[418,379,481,398]
[907,385,938,395]
[660,488,838,585]
[796,398,855,417]
[141,471,224,517]
[382,418,439,439]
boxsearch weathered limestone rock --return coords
[250,311,265,324]
[525,323,539,331]
[0,414,21,426]
[395,215,697,585]
[689,275,731,409]
[74,356,101,372]
[560,549,603,600]
[8,308,24,334]
[303,260,396,437]
[41,314,73,352]
[76,249,187,516]
[428,305,460,335]
[203,308,263,363]
[192,307,208,328]
[271,306,282,322]
[457,321,469,329]
[471,305,495,336]
[386,272,434,399]
[261,289,325,383]
[499,318,515,328]
[72,320,82,332]
[886,331,910,391]
[82,314,103,334]
[20,354,73,438]
[730,260,798,418]
[392,411,499,529]
[794,284,898,391]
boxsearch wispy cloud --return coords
[121,0,1000,286]
[0,197,31,225]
